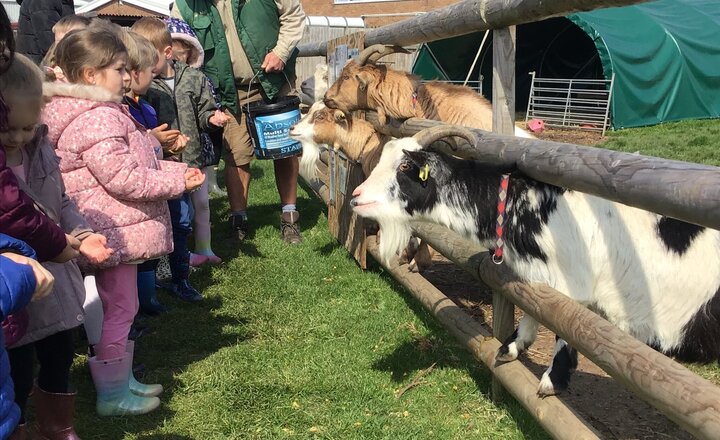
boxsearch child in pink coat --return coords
[1,53,114,438]
[43,27,204,417]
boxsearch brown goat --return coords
[324,45,534,138]
[324,45,494,129]
[289,102,433,272]
[290,102,390,179]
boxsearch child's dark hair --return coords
[0,4,15,130]
[0,4,14,75]
[55,28,127,84]
[0,53,44,102]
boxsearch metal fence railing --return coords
[525,72,614,136]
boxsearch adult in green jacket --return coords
[172,0,305,245]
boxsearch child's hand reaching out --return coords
[79,233,114,265]
[151,124,188,155]
[184,168,205,192]
[150,123,180,148]
[168,134,189,155]
[209,110,230,127]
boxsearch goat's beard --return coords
[376,218,413,266]
[298,141,324,182]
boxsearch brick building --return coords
[300,0,458,26]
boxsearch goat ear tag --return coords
[418,164,430,182]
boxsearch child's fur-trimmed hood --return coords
[43,82,122,103]
[42,82,125,146]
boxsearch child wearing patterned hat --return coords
[164,17,225,266]
[166,17,226,200]
[165,17,205,69]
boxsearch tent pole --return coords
[463,30,490,87]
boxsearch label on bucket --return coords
[253,109,302,160]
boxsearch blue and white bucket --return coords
[243,95,302,160]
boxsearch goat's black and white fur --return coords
[351,137,720,396]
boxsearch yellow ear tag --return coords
[418,164,430,182]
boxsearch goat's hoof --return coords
[407,261,419,273]
[536,373,567,398]
[495,343,519,362]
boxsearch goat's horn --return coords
[412,125,477,149]
[355,44,410,66]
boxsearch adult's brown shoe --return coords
[280,211,303,244]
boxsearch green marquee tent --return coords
[412,0,720,129]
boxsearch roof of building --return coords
[75,0,170,16]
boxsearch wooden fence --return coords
[294,0,720,438]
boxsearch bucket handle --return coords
[244,67,297,118]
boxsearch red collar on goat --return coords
[493,173,512,264]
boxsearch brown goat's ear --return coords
[355,71,374,91]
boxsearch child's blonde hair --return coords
[0,53,43,108]
[55,28,127,84]
[130,17,172,52]
[44,15,92,68]
[120,30,159,72]
[52,14,91,35]
[88,17,123,35]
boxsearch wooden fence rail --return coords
[297,0,650,57]
[365,113,720,231]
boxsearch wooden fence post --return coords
[491,26,516,401]
[324,33,368,268]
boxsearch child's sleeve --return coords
[0,234,37,318]
[44,140,94,240]
[69,109,187,202]
[0,155,66,262]
[0,256,36,318]
[60,193,94,241]
[196,74,219,133]
[159,160,188,174]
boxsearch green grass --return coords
[67,161,549,439]
[601,119,720,165]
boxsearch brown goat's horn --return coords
[412,125,477,150]
[355,44,410,66]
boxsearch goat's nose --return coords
[352,186,362,197]
[323,98,335,108]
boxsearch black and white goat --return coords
[350,125,720,396]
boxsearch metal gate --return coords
[525,72,614,136]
